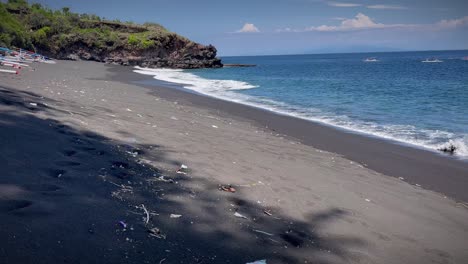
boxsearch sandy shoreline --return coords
[1,60,468,264]
[109,64,468,202]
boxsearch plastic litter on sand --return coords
[234,212,248,219]
[170,214,182,218]
[246,260,267,264]
[219,185,236,193]
[176,164,188,174]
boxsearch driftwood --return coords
[141,204,150,224]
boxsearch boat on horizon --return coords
[364,57,379,62]
[422,58,443,63]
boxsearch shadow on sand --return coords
[0,86,364,264]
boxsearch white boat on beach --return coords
[364,57,379,62]
[0,58,29,67]
[1,47,56,75]
[1,47,56,67]
[0,68,18,74]
[422,58,443,63]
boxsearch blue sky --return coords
[31,0,468,56]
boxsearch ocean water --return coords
[134,50,468,158]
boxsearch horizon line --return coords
[219,48,468,58]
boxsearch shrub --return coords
[32,26,50,46]
[127,34,139,46]
[0,2,31,48]
[0,0,189,55]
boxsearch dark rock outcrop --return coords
[55,40,222,69]
[53,39,222,69]
[1,1,223,69]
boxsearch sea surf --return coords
[134,50,468,158]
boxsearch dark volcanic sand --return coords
[1,61,467,264]
[109,65,468,202]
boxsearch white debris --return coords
[246,260,267,264]
[253,229,273,236]
[234,212,248,219]
[29,103,37,106]
[365,199,371,202]
[176,164,188,174]
[170,214,182,218]
[212,125,218,128]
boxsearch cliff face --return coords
[0,2,222,69]
[50,21,222,68]
[52,27,222,69]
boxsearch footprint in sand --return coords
[82,132,106,141]
[0,200,33,212]
[70,137,92,146]
[48,169,67,178]
[110,161,134,179]
[0,200,53,216]
[111,161,130,169]
[24,183,61,192]
[55,160,81,167]
[56,128,77,136]
[77,146,107,156]
[53,124,78,136]
[78,146,96,151]
[280,229,310,248]
[24,184,65,196]
[229,197,248,207]
[94,150,107,156]
[62,150,78,157]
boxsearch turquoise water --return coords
[134,50,468,158]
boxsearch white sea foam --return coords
[134,67,257,92]
[133,67,468,158]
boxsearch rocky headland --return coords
[0,1,222,69]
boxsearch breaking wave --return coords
[133,67,468,159]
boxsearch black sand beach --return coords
[1,61,467,264]
[110,65,468,202]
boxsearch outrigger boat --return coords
[422,58,443,63]
[364,57,379,62]
[0,56,29,67]
[1,46,56,74]
[0,47,55,64]
[0,68,19,74]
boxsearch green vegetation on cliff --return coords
[0,0,176,52]
[0,0,222,68]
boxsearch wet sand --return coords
[109,65,468,203]
[1,60,467,264]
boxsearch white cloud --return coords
[328,2,361,7]
[436,16,468,29]
[276,27,294,33]
[307,13,385,31]
[237,23,260,33]
[367,5,407,10]
[281,14,468,33]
